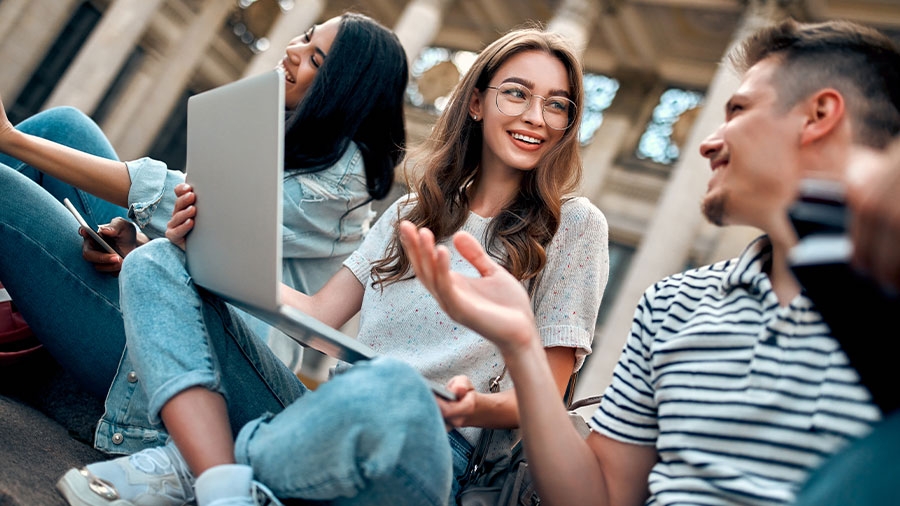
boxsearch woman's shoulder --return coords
[301,140,364,180]
[342,139,362,159]
[392,193,420,215]
[334,140,364,173]
[560,196,607,230]
[546,197,609,270]
[372,193,418,226]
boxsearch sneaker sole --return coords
[57,468,134,506]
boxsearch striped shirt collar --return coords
[722,234,772,294]
[722,234,817,311]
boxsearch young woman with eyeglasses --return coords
[358,28,609,502]
[65,27,609,506]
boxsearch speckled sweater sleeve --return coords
[532,196,609,372]
[343,195,411,284]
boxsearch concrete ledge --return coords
[0,395,106,504]
[0,350,106,504]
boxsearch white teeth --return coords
[276,63,296,83]
[511,132,541,144]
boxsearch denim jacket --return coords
[95,142,374,455]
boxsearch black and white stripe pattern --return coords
[590,236,880,505]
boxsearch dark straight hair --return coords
[283,12,408,200]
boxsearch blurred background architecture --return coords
[3,0,899,401]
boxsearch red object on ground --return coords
[0,282,42,365]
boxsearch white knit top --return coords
[343,194,609,447]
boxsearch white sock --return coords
[194,464,254,506]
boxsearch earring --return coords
[472,114,478,121]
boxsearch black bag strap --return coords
[462,367,605,486]
[460,368,505,485]
[564,370,603,411]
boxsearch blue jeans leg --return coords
[234,357,453,506]
[118,239,305,431]
[0,106,130,397]
[448,429,473,502]
[0,118,132,399]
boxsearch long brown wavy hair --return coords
[372,28,584,288]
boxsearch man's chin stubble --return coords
[701,196,726,226]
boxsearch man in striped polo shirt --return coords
[401,18,900,506]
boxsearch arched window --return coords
[580,73,619,145]
[635,87,703,165]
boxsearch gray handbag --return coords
[457,371,601,506]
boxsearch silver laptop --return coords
[183,70,453,399]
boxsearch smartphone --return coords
[787,178,898,412]
[62,198,120,257]
[786,178,851,265]
[428,379,457,402]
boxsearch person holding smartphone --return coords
[0,12,408,400]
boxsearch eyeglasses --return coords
[485,83,576,131]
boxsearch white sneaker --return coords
[194,464,282,506]
[57,442,195,506]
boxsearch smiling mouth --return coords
[710,158,728,171]
[510,132,542,145]
[276,62,296,84]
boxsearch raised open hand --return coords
[399,220,537,355]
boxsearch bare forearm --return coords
[503,336,611,505]
[3,129,131,206]
[465,389,520,429]
[451,348,574,430]
[280,267,364,330]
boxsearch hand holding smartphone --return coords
[62,198,120,257]
[787,178,900,413]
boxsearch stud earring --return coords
[472,114,478,121]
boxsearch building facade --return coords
[3,0,899,398]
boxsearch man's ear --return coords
[799,88,845,146]
[468,89,484,120]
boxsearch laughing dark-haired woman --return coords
[0,11,408,396]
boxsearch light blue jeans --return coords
[0,107,129,397]
[118,239,455,505]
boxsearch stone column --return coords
[575,0,793,401]
[578,115,630,199]
[546,0,600,57]
[0,0,30,47]
[42,0,166,114]
[393,0,453,68]
[242,0,325,79]
[110,0,235,159]
[546,0,612,200]
[0,0,81,101]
